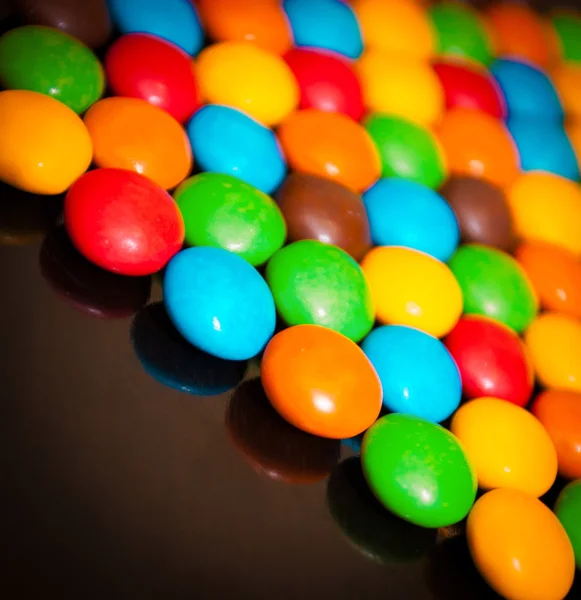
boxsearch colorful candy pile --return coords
[2,0,581,597]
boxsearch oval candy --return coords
[555,480,581,569]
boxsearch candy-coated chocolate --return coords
[451,397,558,496]
[283,48,365,121]
[186,105,286,195]
[362,414,477,528]
[0,25,104,114]
[84,97,192,190]
[467,489,575,600]
[196,41,299,127]
[552,62,581,120]
[363,179,459,262]
[277,110,381,193]
[174,173,286,266]
[525,313,581,393]
[266,240,374,342]
[361,325,461,423]
[555,480,581,568]
[364,114,447,189]
[567,119,581,167]
[275,173,371,261]
[64,169,184,276]
[261,325,382,439]
[164,247,276,360]
[551,11,581,62]
[105,33,201,124]
[448,244,538,333]
[0,90,92,195]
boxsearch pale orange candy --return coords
[552,62,581,121]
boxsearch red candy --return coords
[105,33,201,124]
[444,315,534,407]
[283,48,365,122]
[64,168,185,276]
[432,60,507,120]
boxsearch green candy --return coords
[266,240,374,342]
[448,244,538,333]
[362,414,477,529]
[552,13,581,62]
[429,3,493,66]
[364,114,446,189]
[0,25,104,114]
[174,173,286,267]
[554,480,581,569]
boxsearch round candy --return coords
[551,11,581,63]
[266,240,374,342]
[173,173,286,266]
[108,0,204,55]
[507,172,581,258]
[363,179,458,262]
[432,59,506,119]
[362,413,477,528]
[364,114,447,189]
[525,313,581,393]
[164,247,275,360]
[275,173,371,261]
[361,246,462,338]
[552,62,581,121]
[566,119,581,166]
[490,59,563,121]
[467,489,575,600]
[261,325,382,439]
[64,169,184,276]
[186,105,286,195]
[283,48,365,121]
[436,108,520,188]
[440,176,515,252]
[278,110,381,193]
[104,33,201,124]
[555,480,581,569]
[357,50,444,127]
[532,390,581,480]
[361,325,461,423]
[282,0,363,59]
[0,90,92,195]
[0,25,104,114]
[515,242,581,320]
[84,97,192,190]
[451,397,558,496]
[448,244,538,333]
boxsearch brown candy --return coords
[275,173,372,261]
[440,176,516,252]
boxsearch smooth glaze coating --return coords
[555,481,581,569]
[550,11,581,63]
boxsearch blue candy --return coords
[283,0,364,59]
[361,325,462,423]
[363,179,459,262]
[187,105,287,195]
[108,0,204,55]
[164,247,276,361]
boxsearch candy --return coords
[261,325,382,439]
[552,62,581,120]
[363,179,459,262]
[164,247,276,360]
[361,325,461,423]
[555,480,581,568]
[362,413,477,528]
[551,11,581,63]
[467,489,575,600]
[266,240,374,342]
[173,173,286,266]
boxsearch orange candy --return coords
[437,107,520,188]
[84,97,192,190]
[277,109,381,193]
[566,119,581,165]
[552,62,581,121]
[261,325,382,439]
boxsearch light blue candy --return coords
[490,59,563,121]
[283,0,363,59]
[363,179,459,262]
[108,0,204,55]
[164,247,276,361]
[187,105,287,195]
[361,325,462,423]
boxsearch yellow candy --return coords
[360,246,462,338]
[0,90,92,195]
[451,397,558,497]
[196,41,299,127]
[552,62,581,121]
[525,313,581,393]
